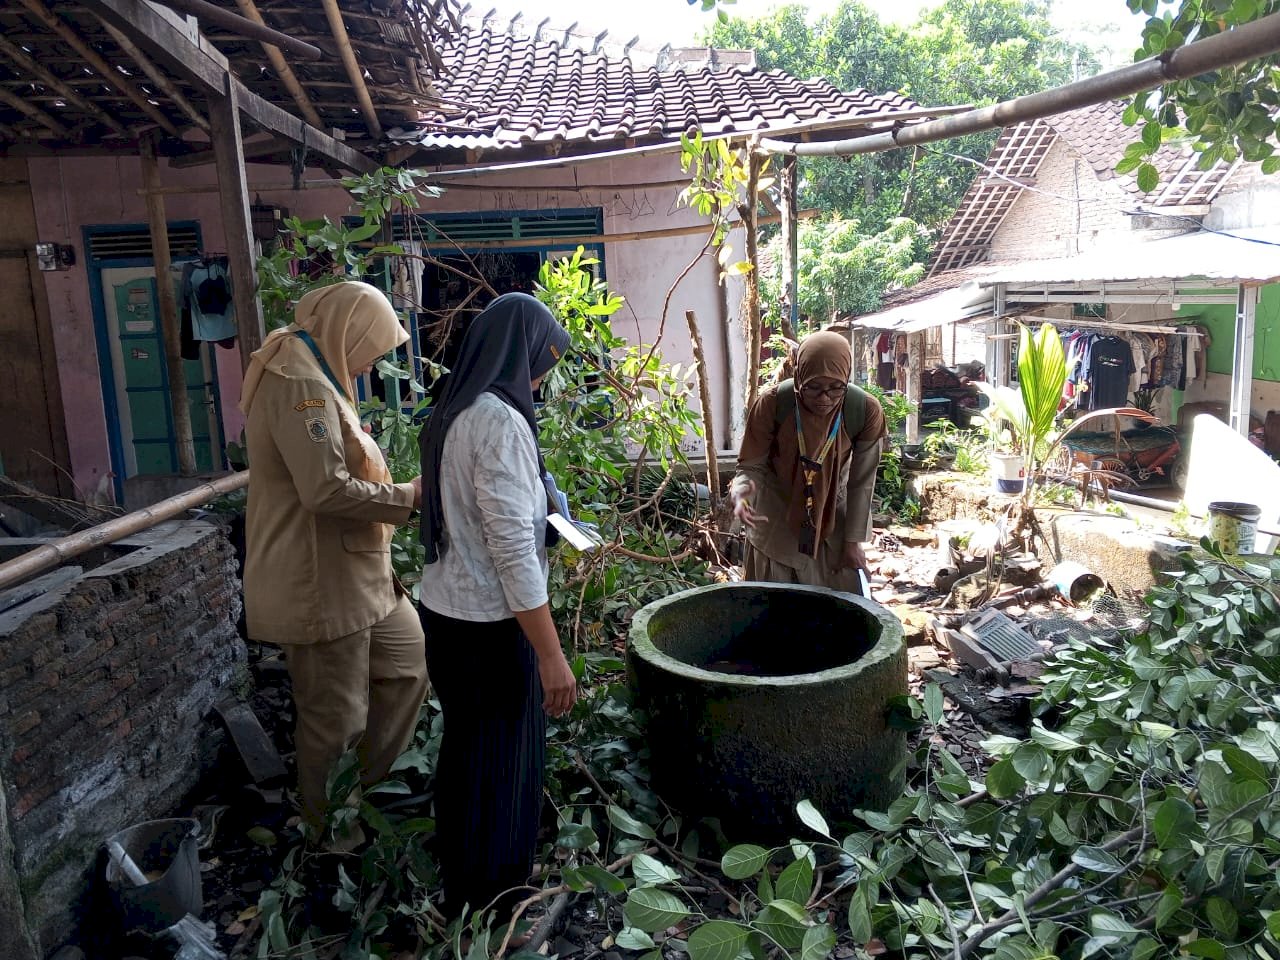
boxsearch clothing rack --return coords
[1033,317,1203,337]
[992,318,1204,340]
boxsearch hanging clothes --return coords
[180,257,237,348]
[1086,336,1135,410]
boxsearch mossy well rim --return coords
[628,580,904,688]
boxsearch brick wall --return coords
[989,139,1183,262]
[0,519,246,952]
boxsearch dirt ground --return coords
[114,525,1044,959]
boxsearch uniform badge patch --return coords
[305,418,328,442]
[294,398,326,411]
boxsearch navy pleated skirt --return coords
[420,606,546,919]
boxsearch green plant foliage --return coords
[533,248,712,646]
[704,1,1099,232]
[758,217,928,324]
[1122,0,1280,186]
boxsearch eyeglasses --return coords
[799,382,846,399]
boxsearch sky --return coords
[493,0,1146,53]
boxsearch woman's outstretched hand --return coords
[731,478,765,530]
[539,652,578,717]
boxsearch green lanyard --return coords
[294,330,350,406]
[795,402,843,536]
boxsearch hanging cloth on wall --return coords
[180,257,237,349]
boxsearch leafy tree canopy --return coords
[702,1,1100,233]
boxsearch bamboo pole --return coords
[686,310,719,509]
[760,11,1280,159]
[0,35,130,137]
[320,0,383,140]
[0,472,249,591]
[741,152,765,411]
[232,0,326,128]
[140,131,198,477]
[148,0,322,60]
[16,0,181,137]
[99,22,211,133]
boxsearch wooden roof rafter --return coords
[13,0,183,137]
[927,119,1057,276]
[0,34,131,138]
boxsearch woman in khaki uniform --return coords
[241,281,427,832]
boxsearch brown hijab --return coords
[739,331,854,543]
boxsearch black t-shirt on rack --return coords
[1087,336,1135,410]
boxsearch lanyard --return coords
[795,401,842,551]
[294,330,350,405]
[795,401,842,470]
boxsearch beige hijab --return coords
[240,281,408,484]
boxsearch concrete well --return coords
[628,583,906,837]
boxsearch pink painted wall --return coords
[29,150,743,495]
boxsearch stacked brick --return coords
[0,519,246,950]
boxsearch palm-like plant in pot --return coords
[976,322,1154,529]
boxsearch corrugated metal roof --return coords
[980,227,1280,286]
[850,280,993,333]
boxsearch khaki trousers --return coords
[281,595,428,826]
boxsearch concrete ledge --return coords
[1047,513,1191,600]
[913,473,1193,600]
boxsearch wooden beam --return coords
[779,154,799,339]
[167,134,293,168]
[80,0,379,173]
[98,21,210,134]
[140,131,198,476]
[15,0,181,137]
[0,86,71,139]
[0,34,130,137]
[210,77,266,371]
[417,209,818,252]
[232,0,325,129]
[906,330,924,443]
[320,0,383,140]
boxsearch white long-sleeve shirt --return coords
[419,391,549,621]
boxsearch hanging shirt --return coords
[1087,336,1135,410]
[184,259,238,342]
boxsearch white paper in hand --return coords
[548,512,603,553]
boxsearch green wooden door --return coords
[102,267,222,476]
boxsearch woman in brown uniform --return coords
[240,281,428,834]
[729,331,886,593]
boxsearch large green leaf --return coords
[801,923,836,960]
[754,900,808,950]
[1152,798,1199,849]
[688,921,750,960]
[608,804,657,840]
[775,857,814,907]
[1017,321,1066,456]
[632,853,680,888]
[623,888,690,933]
[796,799,832,838]
[721,844,770,880]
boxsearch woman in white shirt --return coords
[417,292,578,922]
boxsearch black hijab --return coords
[419,292,571,563]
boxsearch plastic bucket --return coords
[990,453,1025,494]
[104,818,202,933]
[1208,501,1261,556]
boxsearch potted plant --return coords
[976,322,1154,513]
